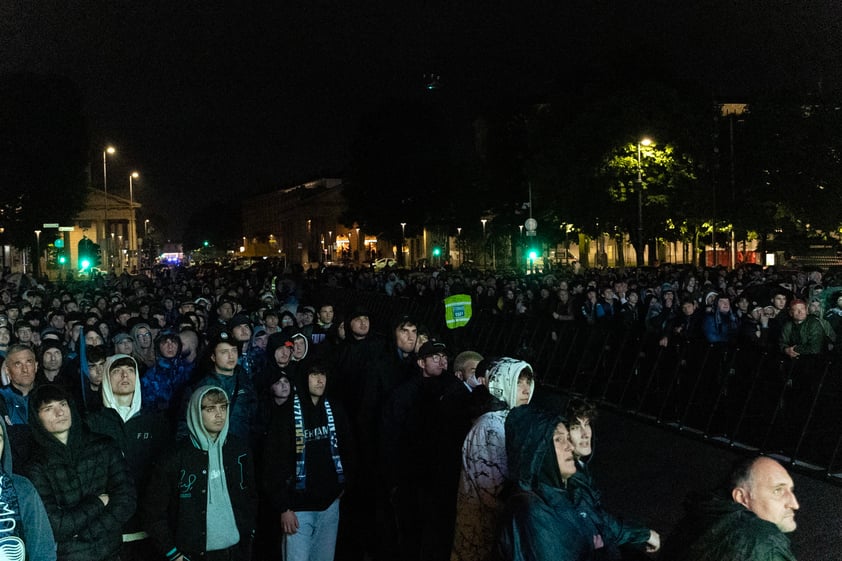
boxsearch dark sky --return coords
[2,2,842,239]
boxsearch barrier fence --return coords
[318,288,842,481]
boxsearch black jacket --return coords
[86,407,172,532]
[142,434,258,560]
[661,491,796,561]
[25,402,136,561]
[262,389,354,514]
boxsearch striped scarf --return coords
[293,394,345,490]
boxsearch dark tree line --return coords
[344,79,842,266]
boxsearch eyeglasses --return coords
[426,354,446,362]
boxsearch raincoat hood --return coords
[505,404,567,491]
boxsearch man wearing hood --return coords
[25,384,136,561]
[130,322,156,370]
[451,357,534,561]
[660,456,799,561]
[38,339,66,384]
[143,385,257,561]
[0,415,56,560]
[229,313,258,379]
[87,354,171,560]
[262,362,354,561]
[140,329,193,419]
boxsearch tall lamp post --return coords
[636,138,652,267]
[129,171,139,271]
[34,230,41,278]
[102,146,116,270]
[481,218,488,270]
[400,222,406,266]
[144,219,150,268]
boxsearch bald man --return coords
[662,456,799,560]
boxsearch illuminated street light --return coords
[102,146,116,270]
[34,230,41,277]
[637,137,652,267]
[481,219,488,270]
[129,171,139,271]
[400,222,406,266]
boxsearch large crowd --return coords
[0,260,811,561]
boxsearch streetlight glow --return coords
[636,137,654,267]
[102,146,117,270]
[128,171,140,271]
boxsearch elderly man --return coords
[662,456,799,560]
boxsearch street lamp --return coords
[400,222,406,266]
[129,171,139,270]
[481,219,488,270]
[102,146,115,269]
[34,230,41,277]
[636,138,652,267]
[143,219,150,268]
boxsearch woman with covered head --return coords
[143,385,257,561]
[451,357,534,561]
[497,405,587,561]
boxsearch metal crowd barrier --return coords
[316,288,842,482]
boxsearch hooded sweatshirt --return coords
[86,354,171,535]
[143,385,257,561]
[140,330,192,414]
[451,358,534,561]
[261,373,353,514]
[0,416,57,561]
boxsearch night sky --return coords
[2,2,842,239]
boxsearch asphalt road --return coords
[587,407,842,560]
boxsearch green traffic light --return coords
[203,240,209,247]
[58,255,66,264]
[528,250,538,260]
[80,259,91,270]
[432,246,441,257]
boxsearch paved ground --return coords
[588,406,842,560]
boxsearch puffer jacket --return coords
[25,395,136,561]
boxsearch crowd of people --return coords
[0,260,813,560]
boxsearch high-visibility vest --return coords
[444,294,473,329]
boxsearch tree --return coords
[596,141,698,266]
[0,73,89,250]
[731,94,842,253]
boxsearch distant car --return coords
[372,257,397,270]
